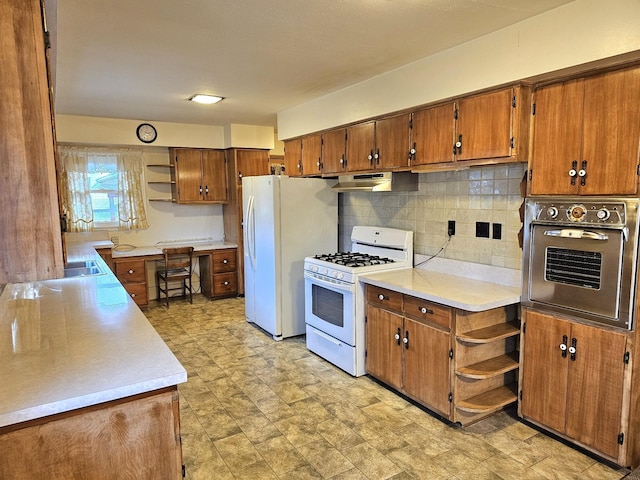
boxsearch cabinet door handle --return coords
[569,337,577,361]
[395,328,401,345]
[205,185,209,194]
[420,306,434,315]
[569,160,578,185]
[368,150,374,165]
[374,148,380,164]
[403,331,409,349]
[409,142,416,162]
[560,335,568,358]
[579,160,587,186]
[455,134,462,154]
[199,185,203,194]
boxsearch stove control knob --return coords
[597,208,611,221]
[335,272,344,280]
[311,265,318,272]
[569,205,587,222]
[546,207,559,219]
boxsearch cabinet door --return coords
[529,80,584,195]
[174,149,204,202]
[283,139,303,176]
[376,114,411,170]
[565,323,627,459]
[403,318,451,416]
[520,311,570,433]
[322,129,347,174]
[235,150,269,186]
[301,134,323,176]
[455,88,513,162]
[365,306,403,390]
[201,149,227,202]
[346,122,375,172]
[580,68,640,195]
[410,103,455,166]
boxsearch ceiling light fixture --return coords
[189,94,224,105]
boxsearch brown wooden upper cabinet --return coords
[283,135,323,177]
[410,86,530,167]
[170,148,228,203]
[346,114,411,173]
[231,148,270,186]
[283,139,302,176]
[529,67,640,196]
[321,128,348,175]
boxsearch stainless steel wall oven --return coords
[522,197,639,330]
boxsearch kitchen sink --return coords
[63,260,106,278]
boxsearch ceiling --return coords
[54,0,574,129]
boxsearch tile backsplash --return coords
[339,163,526,270]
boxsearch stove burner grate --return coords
[313,252,395,267]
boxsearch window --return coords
[58,146,148,232]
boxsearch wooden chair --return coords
[156,247,194,307]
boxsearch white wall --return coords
[277,0,640,139]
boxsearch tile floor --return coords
[145,296,629,480]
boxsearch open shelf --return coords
[456,322,520,344]
[147,181,175,185]
[455,383,518,414]
[455,352,519,379]
[147,164,174,168]
[148,198,174,202]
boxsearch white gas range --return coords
[304,226,413,376]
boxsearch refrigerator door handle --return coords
[246,195,257,269]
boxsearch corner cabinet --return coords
[519,309,630,464]
[169,148,228,203]
[528,66,640,196]
[365,285,519,425]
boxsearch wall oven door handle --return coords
[543,229,608,241]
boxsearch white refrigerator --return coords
[242,175,337,340]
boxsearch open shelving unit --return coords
[453,307,520,425]
[146,163,175,202]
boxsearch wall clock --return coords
[136,123,157,143]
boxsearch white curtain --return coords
[58,146,149,232]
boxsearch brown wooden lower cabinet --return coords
[115,258,149,307]
[0,387,183,480]
[200,248,238,299]
[365,284,519,425]
[519,308,631,465]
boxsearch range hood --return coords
[332,172,418,192]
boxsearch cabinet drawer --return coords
[404,295,452,329]
[122,282,148,306]
[212,249,237,273]
[213,273,237,295]
[366,285,403,313]
[115,259,146,284]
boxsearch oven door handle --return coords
[543,229,609,241]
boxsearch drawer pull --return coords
[378,294,389,301]
[128,269,134,274]
[223,259,228,264]
[130,293,136,297]
[420,306,434,315]
[223,281,229,286]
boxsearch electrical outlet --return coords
[447,220,456,236]
[476,222,490,238]
[492,223,502,240]
[110,236,119,245]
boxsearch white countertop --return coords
[360,258,521,312]
[110,241,237,259]
[0,248,187,428]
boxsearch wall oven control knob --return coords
[597,208,610,220]
[569,205,587,221]
[546,207,559,219]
